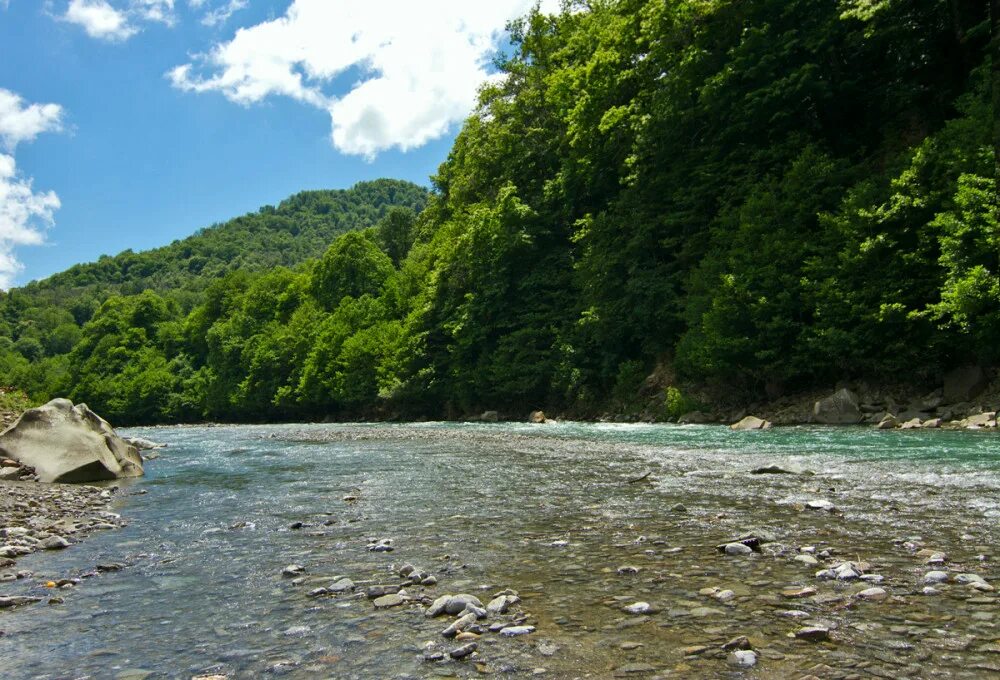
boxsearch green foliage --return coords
[664,387,701,420]
[0,388,32,416]
[0,0,992,423]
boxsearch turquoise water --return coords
[1,422,997,678]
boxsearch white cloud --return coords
[131,0,176,26]
[200,0,246,27]
[63,0,138,41]
[0,89,64,149]
[61,0,178,41]
[170,0,561,159]
[0,90,64,290]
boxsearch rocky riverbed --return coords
[0,479,128,610]
[1,421,997,678]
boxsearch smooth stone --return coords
[281,564,305,577]
[444,594,484,615]
[500,625,536,636]
[728,650,757,668]
[329,578,354,592]
[856,587,888,601]
[924,571,949,584]
[449,642,477,659]
[794,554,819,566]
[724,543,753,556]
[623,601,652,614]
[442,613,478,638]
[722,635,751,651]
[795,627,831,642]
[373,593,405,608]
[43,536,70,550]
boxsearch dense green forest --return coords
[0,0,995,424]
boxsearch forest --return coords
[0,0,995,424]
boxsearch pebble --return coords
[924,571,949,584]
[795,627,831,642]
[449,642,477,659]
[500,625,536,636]
[42,536,70,550]
[856,587,888,601]
[329,578,354,592]
[794,554,819,566]
[280,564,305,578]
[724,542,753,556]
[728,650,757,667]
[722,635,751,650]
[373,593,406,608]
[623,601,652,614]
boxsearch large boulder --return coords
[0,399,143,483]
[730,415,771,431]
[813,388,862,424]
[943,365,988,404]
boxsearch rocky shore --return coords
[0,480,127,609]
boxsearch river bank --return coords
[0,480,128,609]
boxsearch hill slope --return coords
[22,179,428,301]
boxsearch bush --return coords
[664,386,702,420]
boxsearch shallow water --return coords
[1,422,998,679]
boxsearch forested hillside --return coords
[1,0,994,424]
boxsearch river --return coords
[1,422,998,678]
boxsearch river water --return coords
[1,422,998,679]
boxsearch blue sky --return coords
[0,0,549,288]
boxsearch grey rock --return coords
[426,595,452,617]
[730,416,771,431]
[924,571,949,584]
[724,542,753,556]
[329,578,354,593]
[499,625,536,636]
[42,535,70,550]
[728,650,757,668]
[943,365,988,403]
[623,601,652,614]
[795,626,831,642]
[813,388,862,424]
[0,399,143,483]
[442,613,477,638]
[856,587,888,601]
[449,642,477,659]
[373,593,406,608]
[444,594,484,615]
[487,594,519,615]
[281,564,305,578]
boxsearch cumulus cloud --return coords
[61,0,178,41]
[63,0,138,41]
[0,90,64,290]
[170,0,560,159]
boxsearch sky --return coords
[0,0,555,289]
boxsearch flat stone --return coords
[856,587,888,601]
[449,642,477,659]
[373,593,405,608]
[795,627,831,642]
[724,543,753,556]
[500,625,536,636]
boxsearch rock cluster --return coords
[283,540,536,666]
[0,479,126,584]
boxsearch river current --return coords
[1,422,998,679]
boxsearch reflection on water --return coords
[1,422,998,678]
